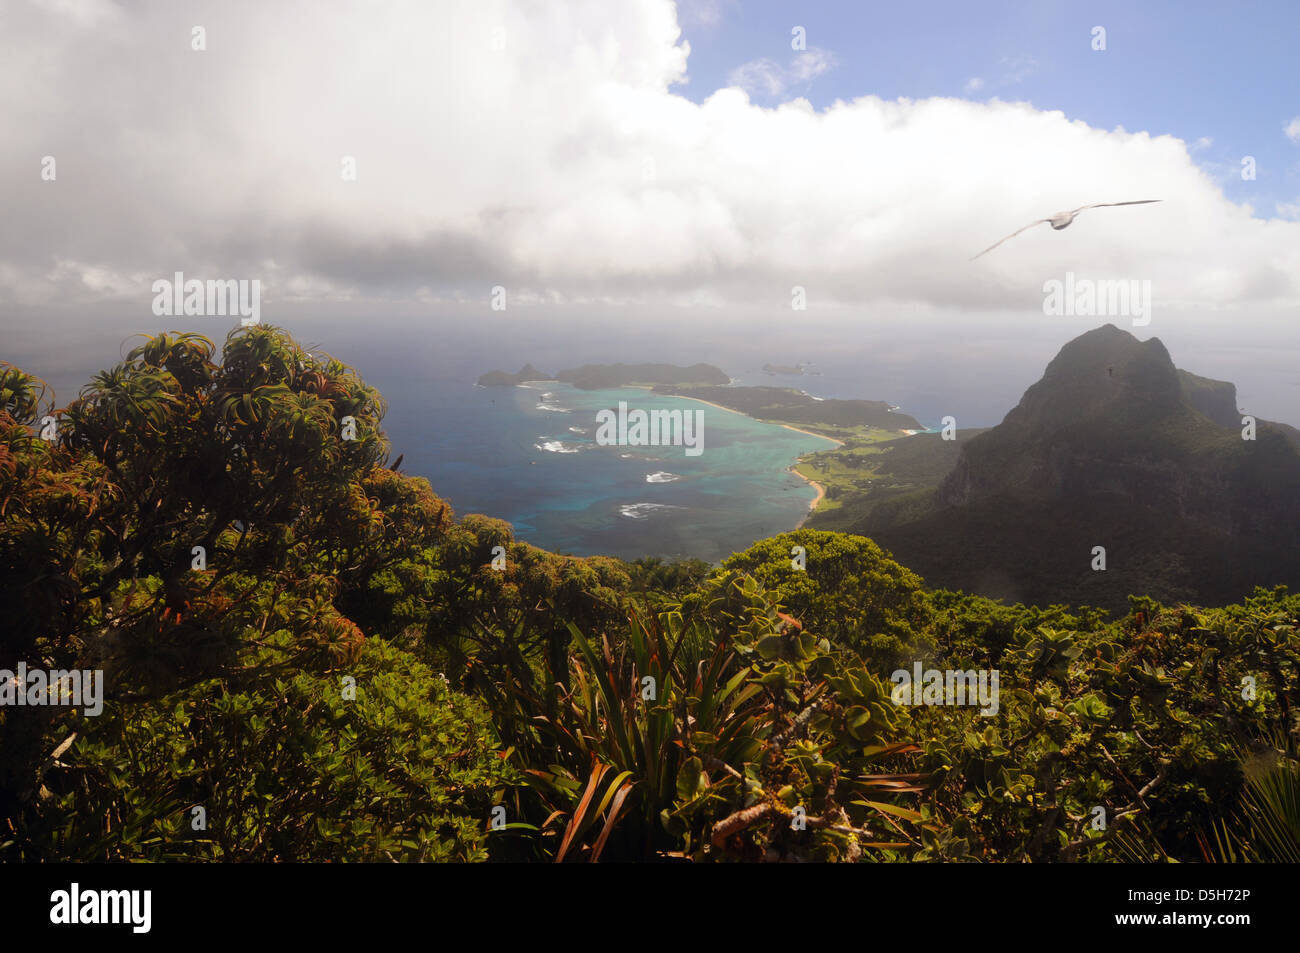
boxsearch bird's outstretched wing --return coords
[1069,199,1163,215]
[970,219,1050,261]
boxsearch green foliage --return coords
[1,326,392,693]
[1202,737,1300,863]
[0,329,516,858]
[625,556,712,600]
[5,639,513,861]
[705,530,932,671]
[502,573,928,862]
[907,589,1300,861]
[5,328,1297,864]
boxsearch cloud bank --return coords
[2,0,1298,317]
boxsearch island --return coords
[638,383,950,524]
[763,362,821,376]
[477,363,550,387]
[556,362,730,390]
[649,384,922,437]
[478,363,949,525]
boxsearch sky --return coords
[675,0,1300,214]
[1,0,1298,379]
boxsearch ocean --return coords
[404,379,837,561]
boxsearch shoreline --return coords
[619,385,758,425]
[619,384,841,523]
[779,423,844,447]
[789,465,826,528]
[621,385,846,447]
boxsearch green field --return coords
[798,427,987,530]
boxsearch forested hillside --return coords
[2,327,1296,862]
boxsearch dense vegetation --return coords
[2,327,1296,862]
[800,427,987,527]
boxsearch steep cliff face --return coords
[1178,369,1240,428]
[940,326,1191,506]
[871,325,1300,611]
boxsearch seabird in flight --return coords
[971,200,1162,260]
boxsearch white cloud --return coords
[0,0,1297,318]
[1192,136,1213,151]
[964,77,985,94]
[1285,116,1300,144]
[789,48,836,83]
[727,58,785,96]
[728,47,835,97]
